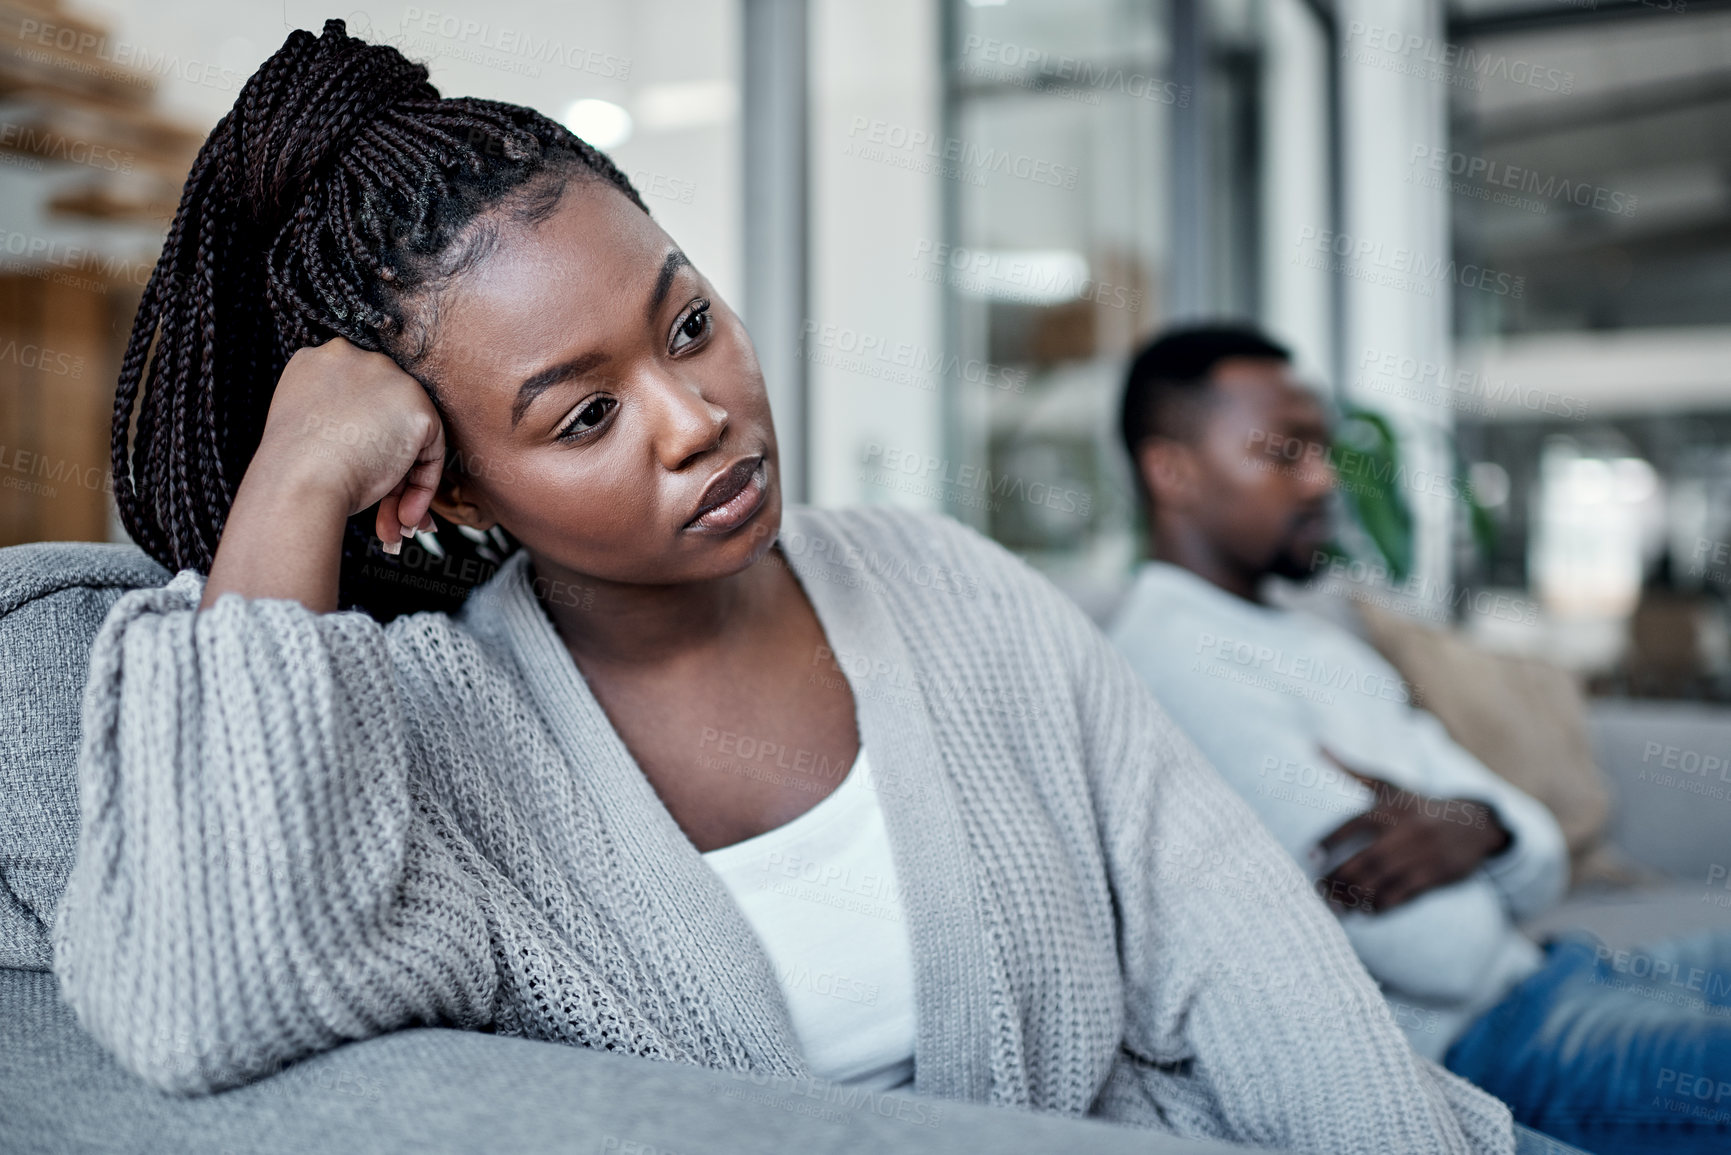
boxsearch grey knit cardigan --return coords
[51,504,1514,1154]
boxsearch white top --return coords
[1107,561,1570,1061]
[701,745,917,1090]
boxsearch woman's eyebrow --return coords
[647,249,691,321]
[512,350,610,430]
[510,250,694,431]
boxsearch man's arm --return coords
[1399,710,1569,922]
[1073,618,1516,1152]
[1110,621,1536,1003]
[1315,750,1517,916]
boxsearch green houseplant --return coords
[1328,404,1497,583]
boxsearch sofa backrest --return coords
[0,540,170,970]
[1355,600,1615,884]
[1586,698,1731,882]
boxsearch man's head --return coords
[1119,325,1337,591]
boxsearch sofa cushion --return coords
[1356,602,1614,886]
[1522,881,1731,949]
[0,959,1237,1154]
[0,541,169,970]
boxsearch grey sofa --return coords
[1522,701,1731,948]
[0,539,1257,1155]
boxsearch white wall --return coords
[1336,0,1454,602]
[68,0,742,303]
[1259,0,1332,388]
[807,0,944,511]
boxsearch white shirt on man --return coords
[1108,560,1569,1060]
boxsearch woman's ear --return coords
[428,469,498,532]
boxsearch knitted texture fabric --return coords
[51,504,1514,1154]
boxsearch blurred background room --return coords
[2,0,1729,924]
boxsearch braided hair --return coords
[112,18,648,621]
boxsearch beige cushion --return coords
[1356,602,1618,887]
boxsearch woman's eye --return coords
[558,396,616,440]
[672,300,711,352]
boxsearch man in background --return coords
[1106,324,1731,1155]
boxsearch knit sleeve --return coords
[1063,603,1515,1154]
[50,570,498,1096]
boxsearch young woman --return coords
[53,21,1516,1154]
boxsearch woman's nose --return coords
[647,371,729,470]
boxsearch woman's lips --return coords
[686,456,768,532]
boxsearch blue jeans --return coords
[1445,930,1731,1155]
[1513,1122,1593,1153]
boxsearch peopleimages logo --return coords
[846,118,1079,189]
[799,320,1027,394]
[1342,21,1575,94]
[776,527,982,600]
[1355,346,1587,421]
[910,241,1143,312]
[0,228,153,290]
[15,17,242,92]
[710,1067,944,1128]
[0,123,134,174]
[1192,630,1412,705]
[861,442,1093,518]
[627,169,696,205]
[958,35,1191,107]
[0,444,112,502]
[1294,227,1525,299]
[396,8,632,79]
[1307,553,1542,628]
[0,340,84,378]
[1409,145,1638,217]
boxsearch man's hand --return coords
[1315,749,1512,915]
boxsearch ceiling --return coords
[1446,0,1731,336]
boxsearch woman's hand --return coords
[256,337,447,554]
[199,337,446,613]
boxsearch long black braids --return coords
[112,18,648,621]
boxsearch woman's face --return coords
[417,176,781,586]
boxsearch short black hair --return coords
[1118,324,1291,469]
